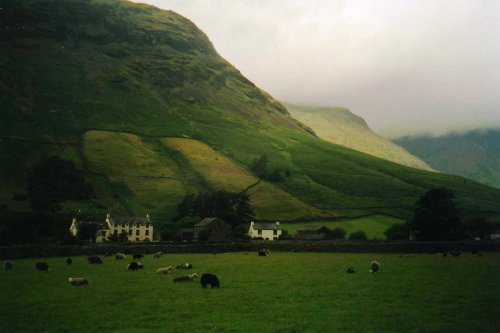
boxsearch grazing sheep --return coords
[201,273,220,289]
[156,266,173,274]
[68,277,89,286]
[369,260,380,273]
[450,251,461,257]
[173,273,198,283]
[66,258,72,265]
[438,252,448,257]
[347,267,356,274]
[133,254,144,260]
[258,250,268,257]
[35,262,50,271]
[115,253,126,260]
[87,256,103,264]
[152,252,163,258]
[3,261,13,269]
[127,262,144,271]
[176,263,193,269]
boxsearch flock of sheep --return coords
[2,251,220,289]
[11,249,485,286]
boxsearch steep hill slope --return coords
[1,0,499,225]
[395,129,500,189]
[286,104,432,171]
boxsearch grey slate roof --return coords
[76,220,109,230]
[109,216,149,225]
[253,222,280,230]
[194,217,220,227]
[297,226,330,233]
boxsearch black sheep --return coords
[201,273,220,289]
[127,261,144,271]
[87,256,103,264]
[3,261,13,269]
[66,258,72,265]
[35,262,49,271]
[347,267,355,274]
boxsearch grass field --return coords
[281,214,404,239]
[1,252,499,332]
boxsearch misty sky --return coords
[133,0,500,137]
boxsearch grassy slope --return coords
[1,253,499,332]
[395,129,500,189]
[281,214,404,239]
[286,103,432,171]
[1,0,500,227]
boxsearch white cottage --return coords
[70,214,157,242]
[248,221,281,240]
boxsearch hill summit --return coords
[285,103,432,171]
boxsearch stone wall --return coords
[1,241,499,259]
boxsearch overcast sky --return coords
[133,0,500,137]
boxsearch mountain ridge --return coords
[1,0,499,226]
[285,103,433,171]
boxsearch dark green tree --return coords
[327,227,346,240]
[348,230,367,241]
[251,154,268,177]
[384,223,409,241]
[463,217,495,240]
[410,188,461,241]
[27,156,93,210]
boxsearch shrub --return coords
[348,230,367,241]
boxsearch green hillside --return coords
[286,103,432,171]
[395,129,500,189]
[1,0,500,228]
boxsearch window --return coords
[114,230,118,235]
[145,230,149,236]
[102,231,106,237]
[136,237,139,241]
[121,223,125,228]
[136,230,140,236]
[146,223,150,228]
[129,230,132,236]
[273,230,277,235]
[258,230,262,235]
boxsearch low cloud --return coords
[133,0,500,137]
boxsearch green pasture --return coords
[1,252,499,332]
[281,214,404,239]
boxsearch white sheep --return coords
[156,266,173,274]
[173,273,198,282]
[68,277,89,286]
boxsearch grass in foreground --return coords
[0,252,499,332]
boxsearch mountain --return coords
[285,103,433,171]
[1,0,500,227]
[395,129,500,189]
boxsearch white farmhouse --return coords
[248,221,281,240]
[70,213,157,242]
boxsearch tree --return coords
[410,188,461,241]
[251,154,268,177]
[463,217,495,240]
[348,230,367,241]
[27,156,93,211]
[328,227,346,240]
[175,190,254,227]
[384,223,409,241]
